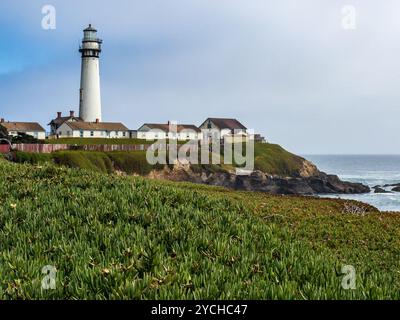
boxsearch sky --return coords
[0,0,399,154]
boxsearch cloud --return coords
[0,0,399,154]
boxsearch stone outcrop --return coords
[373,187,392,194]
[149,161,370,195]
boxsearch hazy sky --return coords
[0,0,399,154]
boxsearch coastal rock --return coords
[384,183,400,188]
[299,160,320,178]
[374,187,391,194]
[392,186,400,192]
[149,165,370,195]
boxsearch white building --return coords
[56,120,130,139]
[137,123,202,140]
[199,118,248,142]
[48,111,82,136]
[0,118,46,140]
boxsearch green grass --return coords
[13,152,53,165]
[45,138,155,145]
[53,151,114,174]
[13,142,307,178]
[253,143,306,176]
[42,140,311,176]
[45,138,187,145]
[107,151,164,175]
[0,159,399,299]
[13,151,158,176]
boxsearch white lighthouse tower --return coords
[79,24,102,122]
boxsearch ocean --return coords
[304,155,400,212]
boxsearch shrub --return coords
[52,151,113,174]
[13,151,53,164]
[107,151,160,175]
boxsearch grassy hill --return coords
[0,158,399,299]
[253,143,307,176]
[13,142,310,177]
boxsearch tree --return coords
[11,132,42,144]
[0,125,8,139]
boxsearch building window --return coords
[80,131,84,138]
[123,132,126,137]
[90,131,94,137]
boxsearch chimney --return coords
[57,112,62,118]
[95,118,99,123]
[70,110,75,117]
[0,118,4,123]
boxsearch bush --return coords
[13,152,53,164]
[11,132,43,144]
[106,151,166,175]
[253,143,306,176]
[53,151,114,174]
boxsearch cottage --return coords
[199,118,248,142]
[48,111,83,136]
[0,118,46,140]
[56,120,130,138]
[137,122,202,140]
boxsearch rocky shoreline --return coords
[373,183,400,194]
[149,161,370,195]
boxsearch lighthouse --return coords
[79,24,102,122]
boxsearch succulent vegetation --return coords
[0,158,399,299]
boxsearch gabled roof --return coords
[49,116,83,126]
[140,123,201,133]
[0,122,45,132]
[64,122,129,131]
[202,118,247,130]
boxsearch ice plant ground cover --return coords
[0,158,399,299]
